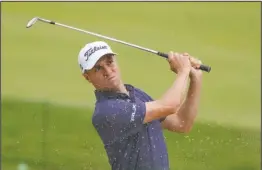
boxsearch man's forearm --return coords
[176,77,202,127]
[143,71,190,124]
[158,71,190,113]
[164,77,202,132]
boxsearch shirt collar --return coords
[94,84,134,101]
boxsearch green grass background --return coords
[2,2,261,170]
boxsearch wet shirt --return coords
[92,84,169,170]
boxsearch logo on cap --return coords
[84,45,108,61]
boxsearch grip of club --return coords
[157,52,211,73]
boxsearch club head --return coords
[26,17,39,28]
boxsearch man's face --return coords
[83,54,122,91]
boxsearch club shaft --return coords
[34,17,211,73]
[38,18,158,54]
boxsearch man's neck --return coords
[95,83,129,96]
[118,83,129,96]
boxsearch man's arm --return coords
[161,68,203,133]
[143,52,191,124]
[143,71,189,123]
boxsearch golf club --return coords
[26,17,211,72]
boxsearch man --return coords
[78,41,203,170]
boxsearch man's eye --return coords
[94,66,101,72]
[108,60,113,65]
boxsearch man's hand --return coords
[168,52,191,74]
[189,57,203,81]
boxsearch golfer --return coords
[78,41,203,170]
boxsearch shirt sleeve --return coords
[135,88,166,122]
[92,99,146,144]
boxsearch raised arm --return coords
[161,57,203,133]
[143,52,191,124]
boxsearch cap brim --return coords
[82,50,117,72]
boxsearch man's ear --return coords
[82,72,91,82]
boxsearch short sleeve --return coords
[135,88,166,122]
[92,99,146,144]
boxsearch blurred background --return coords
[2,2,260,170]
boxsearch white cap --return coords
[78,41,117,73]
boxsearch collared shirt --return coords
[92,84,169,170]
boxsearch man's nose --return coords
[103,66,112,77]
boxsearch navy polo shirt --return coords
[92,84,169,170]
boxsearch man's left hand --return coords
[189,57,203,81]
[179,53,203,81]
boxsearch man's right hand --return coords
[167,51,191,74]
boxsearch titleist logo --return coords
[84,45,108,61]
